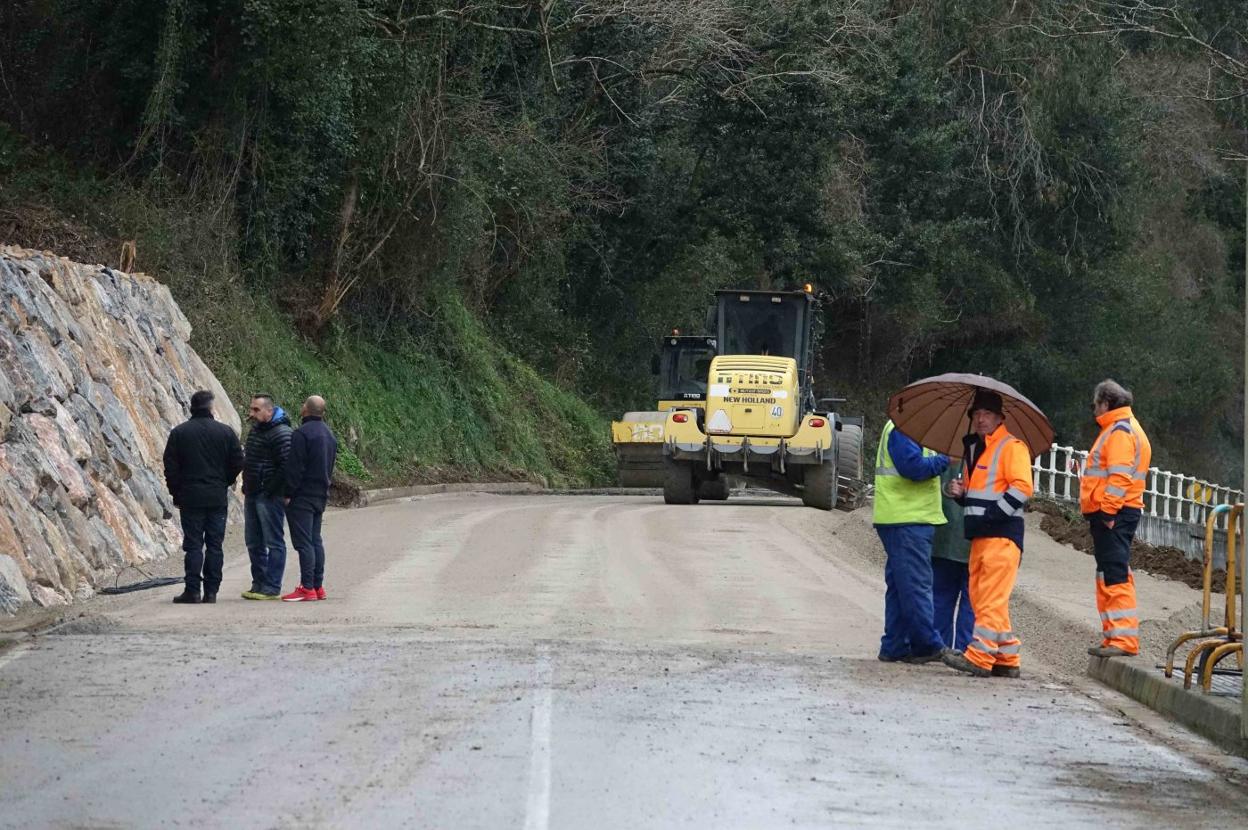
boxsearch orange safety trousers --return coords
[1096,569,1139,653]
[964,536,1022,670]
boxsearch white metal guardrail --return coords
[1032,444,1243,558]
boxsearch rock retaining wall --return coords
[0,246,240,613]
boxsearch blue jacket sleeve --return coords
[888,428,948,481]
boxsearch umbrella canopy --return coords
[886,373,1055,460]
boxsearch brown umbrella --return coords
[886,373,1055,460]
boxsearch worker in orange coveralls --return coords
[1081,379,1152,658]
[942,390,1033,679]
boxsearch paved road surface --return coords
[2,494,1246,828]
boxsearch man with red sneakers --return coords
[282,395,338,602]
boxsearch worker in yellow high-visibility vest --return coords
[873,419,949,663]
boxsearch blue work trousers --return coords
[876,524,944,659]
[931,556,975,651]
[244,494,287,595]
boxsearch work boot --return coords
[903,649,946,665]
[991,665,1021,679]
[172,590,201,604]
[877,653,906,663]
[202,593,217,604]
[941,650,991,678]
[1088,646,1137,658]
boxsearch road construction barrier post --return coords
[1170,504,1243,691]
[1197,503,1243,692]
[1165,503,1234,677]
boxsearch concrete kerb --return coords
[359,482,545,505]
[1088,656,1247,758]
[359,482,664,506]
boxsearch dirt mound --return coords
[329,475,364,508]
[1031,500,1225,593]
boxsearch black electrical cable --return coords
[97,564,183,595]
[99,577,183,595]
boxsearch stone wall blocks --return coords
[1,246,237,613]
[29,583,68,607]
[0,553,32,614]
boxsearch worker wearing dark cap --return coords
[942,389,1033,678]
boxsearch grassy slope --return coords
[0,126,613,486]
[216,294,613,486]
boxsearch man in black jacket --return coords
[281,395,338,602]
[163,390,244,604]
[241,394,293,600]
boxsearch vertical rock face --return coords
[0,246,241,613]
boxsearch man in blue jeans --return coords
[241,394,293,600]
[282,395,338,602]
[873,419,950,663]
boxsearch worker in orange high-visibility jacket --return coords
[1080,379,1152,658]
[942,389,1034,679]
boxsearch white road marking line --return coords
[0,643,31,673]
[523,648,554,830]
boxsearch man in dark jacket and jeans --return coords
[241,394,293,600]
[282,395,338,602]
[163,390,244,604]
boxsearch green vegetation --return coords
[1,1,1246,484]
[0,124,612,485]
[209,293,613,485]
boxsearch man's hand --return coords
[1104,517,1116,529]
[284,497,291,507]
[945,478,965,498]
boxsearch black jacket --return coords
[243,407,294,497]
[163,411,245,509]
[285,416,338,511]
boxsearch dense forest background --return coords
[1,1,1246,485]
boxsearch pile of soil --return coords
[329,475,364,508]
[1030,499,1226,593]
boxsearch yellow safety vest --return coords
[873,420,946,526]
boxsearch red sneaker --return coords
[315,587,326,601]
[281,586,317,602]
